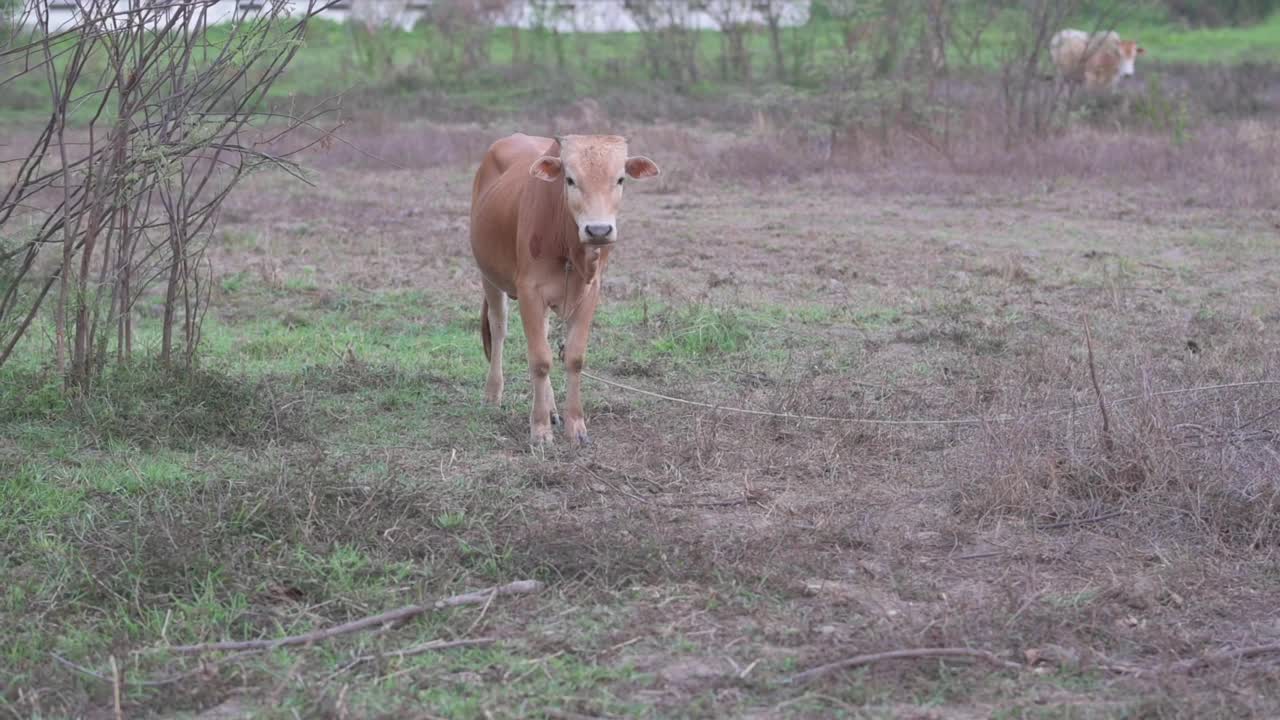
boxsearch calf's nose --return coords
[584,224,614,239]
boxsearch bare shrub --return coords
[0,1,338,386]
[996,0,1081,143]
[953,358,1280,549]
[706,0,756,83]
[347,0,411,72]
[626,1,703,90]
[422,0,513,85]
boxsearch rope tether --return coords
[579,372,1280,428]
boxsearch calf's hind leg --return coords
[481,278,507,404]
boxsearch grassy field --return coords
[1119,10,1280,63]
[3,8,1279,126]
[4,114,1280,717]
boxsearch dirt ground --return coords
[5,120,1280,718]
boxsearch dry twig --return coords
[1105,643,1280,676]
[787,647,1022,685]
[326,637,498,680]
[165,580,542,656]
[110,655,123,720]
[1036,510,1126,531]
[1082,315,1114,454]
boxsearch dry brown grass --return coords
[273,67,1280,212]
[7,95,1280,716]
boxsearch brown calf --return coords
[469,133,659,445]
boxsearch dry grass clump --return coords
[631,112,1280,212]
[245,75,1280,211]
[272,117,497,171]
[953,381,1280,549]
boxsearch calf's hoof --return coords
[564,417,590,447]
[484,382,503,405]
[529,424,554,446]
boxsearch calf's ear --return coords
[530,156,563,182]
[625,155,660,180]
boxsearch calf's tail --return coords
[481,298,492,362]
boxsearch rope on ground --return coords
[580,371,1280,428]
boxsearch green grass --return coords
[3,10,1277,126]
[1117,11,1280,63]
[0,280,731,697]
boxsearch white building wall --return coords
[17,1,809,32]
[515,2,810,33]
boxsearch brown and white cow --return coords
[469,133,659,446]
[1050,29,1144,91]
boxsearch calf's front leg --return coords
[562,284,600,446]
[518,294,557,445]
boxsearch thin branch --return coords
[163,580,543,656]
[326,637,498,680]
[1083,314,1114,454]
[110,655,123,720]
[1035,510,1126,531]
[1161,644,1280,674]
[787,647,1023,685]
[1102,643,1280,676]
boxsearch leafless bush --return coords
[706,0,755,83]
[347,0,411,73]
[996,0,1080,143]
[742,1,958,168]
[422,0,513,84]
[0,1,338,387]
[754,0,794,81]
[951,332,1280,549]
[627,1,702,90]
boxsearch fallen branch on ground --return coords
[1104,643,1280,676]
[1036,510,1126,530]
[165,580,543,656]
[786,648,1023,685]
[326,637,498,680]
[1167,644,1280,673]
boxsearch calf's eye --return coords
[617,177,625,185]
[566,177,576,187]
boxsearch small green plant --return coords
[283,267,319,292]
[652,305,751,359]
[434,510,468,530]
[220,271,250,294]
